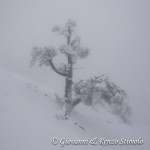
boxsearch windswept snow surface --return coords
[0,68,149,150]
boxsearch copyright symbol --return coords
[51,137,58,145]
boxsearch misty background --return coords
[0,0,150,126]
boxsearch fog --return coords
[0,0,150,126]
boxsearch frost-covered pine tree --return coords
[31,19,89,117]
[74,74,132,123]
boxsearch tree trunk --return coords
[64,55,73,116]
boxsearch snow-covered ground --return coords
[0,67,149,150]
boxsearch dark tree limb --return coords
[49,60,68,77]
[71,97,81,109]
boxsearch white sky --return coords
[0,0,150,125]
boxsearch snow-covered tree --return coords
[31,19,89,117]
[74,74,132,123]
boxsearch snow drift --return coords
[0,68,149,150]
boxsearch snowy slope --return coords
[0,68,149,150]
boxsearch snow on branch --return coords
[59,45,77,56]
[58,44,89,62]
[52,19,89,62]
[31,46,68,76]
[30,46,57,67]
[49,60,68,77]
[71,36,80,49]
[74,74,131,123]
[77,47,89,59]
[56,63,71,73]
[52,19,76,40]
[61,19,76,36]
[65,19,76,28]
